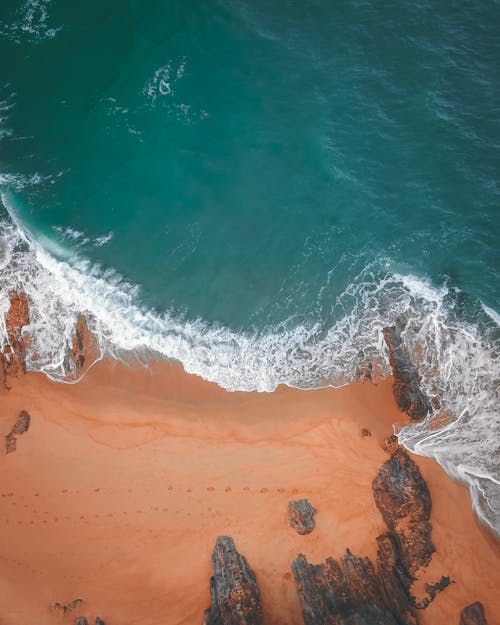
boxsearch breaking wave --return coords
[0,189,498,534]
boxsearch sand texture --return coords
[0,360,498,625]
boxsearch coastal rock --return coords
[204,536,263,625]
[383,326,431,422]
[376,533,416,624]
[288,499,316,535]
[5,410,31,454]
[71,315,99,377]
[372,448,434,575]
[460,602,488,625]
[292,549,413,625]
[1,292,30,386]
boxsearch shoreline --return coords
[0,358,498,624]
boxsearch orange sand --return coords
[0,360,498,625]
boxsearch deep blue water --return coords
[0,0,499,531]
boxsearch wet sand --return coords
[0,360,498,625]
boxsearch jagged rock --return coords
[460,602,488,625]
[75,618,88,625]
[71,315,99,377]
[376,534,416,624]
[383,326,431,422]
[95,618,105,625]
[372,448,434,576]
[292,549,414,625]
[414,576,452,609]
[1,292,30,386]
[5,410,31,454]
[204,536,263,625]
[288,499,316,535]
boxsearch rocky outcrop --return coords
[376,533,416,624]
[460,602,488,625]
[71,315,99,377]
[1,292,30,387]
[292,549,415,625]
[291,448,450,625]
[75,618,105,625]
[383,326,431,422]
[5,409,30,454]
[204,536,263,625]
[372,448,434,576]
[288,499,316,535]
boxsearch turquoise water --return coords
[0,1,499,531]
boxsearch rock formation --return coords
[71,315,99,378]
[292,549,416,625]
[372,448,434,576]
[288,499,316,535]
[460,602,488,625]
[1,292,30,387]
[291,448,450,625]
[204,536,263,625]
[383,326,431,422]
[5,409,30,454]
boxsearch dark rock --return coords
[372,448,434,575]
[383,326,431,422]
[376,533,416,624]
[290,448,450,625]
[95,618,105,625]
[460,602,488,625]
[5,410,31,454]
[75,618,89,625]
[414,576,452,609]
[361,428,372,438]
[204,536,263,625]
[288,499,316,535]
[292,549,414,625]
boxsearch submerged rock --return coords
[460,602,488,625]
[204,536,263,625]
[383,326,431,422]
[288,499,316,535]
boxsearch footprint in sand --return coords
[225,487,232,493]
[207,486,215,492]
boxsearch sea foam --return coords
[0,192,498,534]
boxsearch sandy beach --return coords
[0,359,498,625]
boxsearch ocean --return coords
[0,0,498,532]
